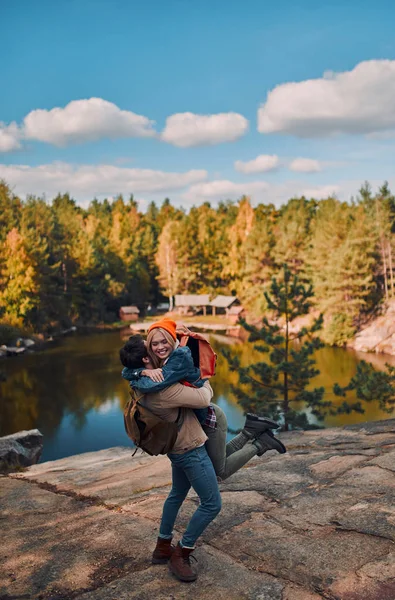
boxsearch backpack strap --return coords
[129,387,144,405]
[178,334,189,347]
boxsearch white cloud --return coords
[183,180,269,203]
[0,122,22,152]
[161,112,249,147]
[258,60,395,138]
[289,158,322,172]
[235,154,279,174]
[23,98,156,146]
[0,162,207,203]
[183,179,340,207]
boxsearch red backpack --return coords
[178,331,217,379]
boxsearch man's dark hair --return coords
[119,335,147,369]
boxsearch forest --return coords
[0,179,394,346]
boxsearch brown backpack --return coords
[123,388,183,456]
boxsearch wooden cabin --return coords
[227,305,246,324]
[210,295,239,317]
[119,306,140,322]
[174,295,211,316]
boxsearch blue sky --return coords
[1,0,395,209]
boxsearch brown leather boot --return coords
[152,536,174,564]
[169,542,197,582]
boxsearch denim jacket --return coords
[122,346,208,424]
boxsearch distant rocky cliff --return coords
[350,300,395,355]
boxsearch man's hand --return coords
[141,368,164,383]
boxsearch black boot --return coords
[254,430,287,456]
[243,413,279,439]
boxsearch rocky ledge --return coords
[2,420,395,600]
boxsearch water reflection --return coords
[1,331,394,461]
[209,336,395,429]
[0,333,131,460]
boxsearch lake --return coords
[1,330,395,462]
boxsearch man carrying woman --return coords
[120,318,286,582]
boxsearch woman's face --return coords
[150,330,173,362]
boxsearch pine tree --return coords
[334,360,395,415]
[222,196,255,288]
[272,197,315,276]
[308,199,379,345]
[222,265,355,430]
[239,204,276,315]
[360,182,395,301]
[0,181,22,242]
[20,196,64,329]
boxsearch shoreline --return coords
[2,310,395,361]
[0,323,128,360]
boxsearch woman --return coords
[145,319,286,480]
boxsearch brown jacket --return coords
[141,381,213,454]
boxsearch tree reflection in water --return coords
[0,332,130,459]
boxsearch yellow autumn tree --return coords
[0,228,39,326]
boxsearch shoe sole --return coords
[273,439,287,453]
[256,432,287,455]
[169,566,197,582]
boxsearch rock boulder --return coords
[0,429,43,472]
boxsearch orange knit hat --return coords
[147,318,177,341]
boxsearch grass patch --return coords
[0,322,26,345]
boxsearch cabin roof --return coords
[120,306,140,314]
[210,295,238,308]
[174,294,211,307]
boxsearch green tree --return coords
[222,266,359,430]
[334,360,395,415]
[272,197,315,276]
[0,181,22,242]
[238,204,276,315]
[360,182,395,301]
[308,199,379,345]
[20,196,66,329]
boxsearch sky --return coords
[1,0,395,210]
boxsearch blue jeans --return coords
[159,445,222,548]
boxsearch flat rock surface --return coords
[2,419,395,599]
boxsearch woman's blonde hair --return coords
[146,327,177,368]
